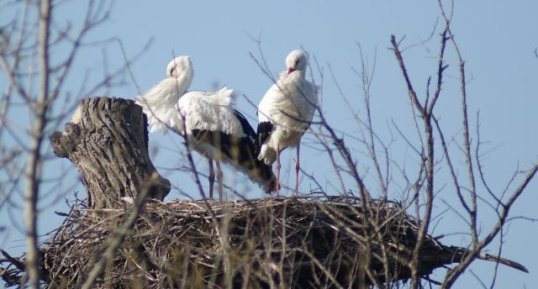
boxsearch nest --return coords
[4,197,471,288]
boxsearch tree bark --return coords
[50,97,170,209]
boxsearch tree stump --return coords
[50,97,170,209]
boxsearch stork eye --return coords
[170,67,176,75]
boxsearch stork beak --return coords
[287,67,295,74]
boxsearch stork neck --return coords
[176,72,193,94]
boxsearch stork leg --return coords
[275,146,281,197]
[294,143,300,196]
[208,159,215,199]
[216,161,224,201]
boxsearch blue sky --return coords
[1,1,537,288]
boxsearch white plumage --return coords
[257,49,317,194]
[175,87,248,163]
[137,56,275,197]
[177,87,244,139]
[138,56,193,134]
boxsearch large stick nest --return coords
[5,197,469,288]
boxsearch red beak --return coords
[287,67,296,74]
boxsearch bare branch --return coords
[390,35,426,118]
[390,33,437,288]
[23,1,51,287]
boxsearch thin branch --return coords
[23,1,51,287]
[428,27,449,113]
[442,162,537,288]
[390,35,426,118]
[391,33,436,288]
[432,115,472,215]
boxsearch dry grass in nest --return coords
[5,197,475,288]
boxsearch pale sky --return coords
[1,1,537,288]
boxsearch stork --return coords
[137,56,275,199]
[257,49,317,195]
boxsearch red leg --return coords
[294,143,300,196]
[275,146,281,197]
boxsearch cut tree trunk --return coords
[50,97,170,209]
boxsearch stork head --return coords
[285,49,308,75]
[166,56,193,79]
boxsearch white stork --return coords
[257,49,317,195]
[137,56,276,199]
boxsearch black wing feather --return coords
[191,129,276,193]
[233,110,256,140]
[256,121,273,154]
